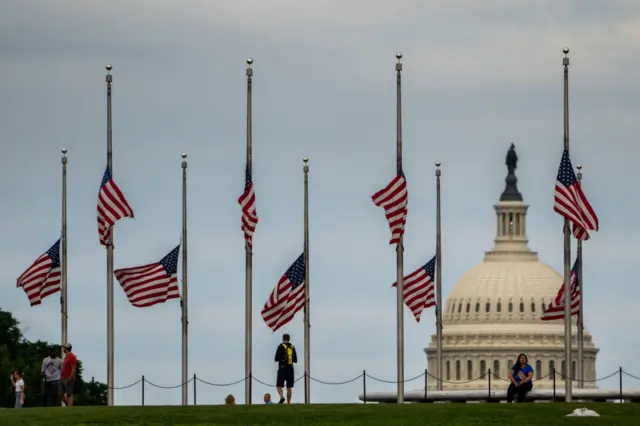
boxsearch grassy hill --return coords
[0,403,638,425]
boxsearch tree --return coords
[0,307,107,407]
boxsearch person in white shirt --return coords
[41,348,62,406]
[10,369,25,408]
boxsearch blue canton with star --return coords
[556,150,578,187]
[285,254,306,290]
[46,239,61,268]
[422,255,436,279]
[245,167,253,191]
[101,166,112,188]
[159,245,180,276]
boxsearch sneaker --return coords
[279,397,285,404]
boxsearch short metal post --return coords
[362,370,367,404]
[552,368,556,402]
[487,368,491,401]
[141,375,145,406]
[424,369,428,402]
[619,366,623,402]
[193,374,197,406]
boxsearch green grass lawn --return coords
[0,403,638,425]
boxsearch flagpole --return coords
[576,164,584,389]
[244,58,254,405]
[61,148,68,357]
[435,161,443,391]
[395,52,405,404]
[105,64,115,406]
[181,153,189,405]
[303,157,311,404]
[561,47,573,403]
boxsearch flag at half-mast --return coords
[392,255,436,322]
[238,166,258,249]
[261,253,305,332]
[97,166,134,246]
[372,174,408,245]
[541,257,580,321]
[114,245,181,308]
[553,150,599,240]
[16,239,62,307]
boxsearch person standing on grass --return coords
[59,343,77,407]
[507,353,534,403]
[274,333,297,404]
[11,369,25,408]
[41,348,62,406]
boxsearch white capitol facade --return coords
[424,146,598,390]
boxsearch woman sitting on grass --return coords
[507,353,534,403]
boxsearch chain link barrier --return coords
[99,367,638,405]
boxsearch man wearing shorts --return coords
[59,343,77,407]
[274,333,297,404]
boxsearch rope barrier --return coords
[103,368,637,390]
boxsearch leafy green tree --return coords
[0,307,107,407]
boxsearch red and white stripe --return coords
[97,168,134,246]
[261,277,305,332]
[372,174,408,245]
[16,242,61,307]
[541,274,580,321]
[114,249,180,308]
[392,269,435,322]
[238,178,258,249]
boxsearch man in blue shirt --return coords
[507,353,534,403]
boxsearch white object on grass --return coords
[566,408,600,417]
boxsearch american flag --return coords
[553,150,599,241]
[372,174,408,245]
[392,255,436,322]
[114,245,181,308]
[16,239,62,307]
[238,166,258,249]
[541,258,580,321]
[97,166,134,246]
[261,254,306,332]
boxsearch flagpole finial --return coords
[576,164,582,181]
[435,161,441,177]
[246,58,253,66]
[396,53,403,71]
[396,52,403,61]
[181,153,187,168]
[303,157,309,163]
[61,148,67,164]
[106,64,113,83]
[562,47,570,66]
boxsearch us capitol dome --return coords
[424,144,598,390]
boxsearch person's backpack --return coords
[282,343,294,365]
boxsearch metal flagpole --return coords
[181,153,189,405]
[562,47,573,403]
[303,157,311,404]
[61,149,68,357]
[395,52,405,404]
[105,64,115,406]
[576,164,584,389]
[435,162,443,391]
[244,58,254,405]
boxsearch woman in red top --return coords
[60,343,77,407]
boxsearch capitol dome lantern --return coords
[424,144,598,390]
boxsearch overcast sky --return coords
[1,0,639,405]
